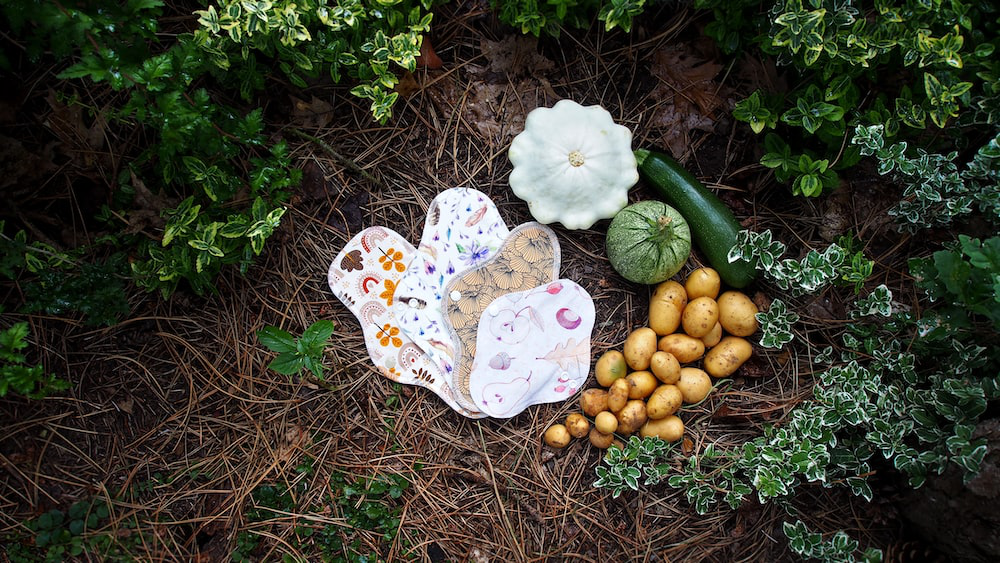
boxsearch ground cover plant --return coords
[1,0,997,561]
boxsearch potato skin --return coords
[717,291,759,336]
[685,267,721,300]
[624,327,658,370]
[565,413,591,438]
[595,411,619,434]
[676,367,713,404]
[652,280,688,311]
[646,384,683,419]
[616,400,648,434]
[681,296,720,338]
[544,424,572,448]
[589,427,615,449]
[649,351,681,384]
[580,388,609,417]
[640,415,685,442]
[704,336,753,377]
[658,333,706,363]
[700,322,723,348]
[626,370,659,399]
[607,378,630,412]
[595,350,628,387]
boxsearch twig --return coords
[285,127,382,187]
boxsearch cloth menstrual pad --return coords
[327,226,485,418]
[442,222,561,404]
[391,187,509,410]
[469,279,595,418]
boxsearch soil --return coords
[0,4,972,562]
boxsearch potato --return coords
[646,384,683,419]
[595,411,619,434]
[676,367,713,404]
[580,388,609,417]
[589,427,615,449]
[685,267,721,300]
[649,289,683,336]
[544,424,571,448]
[595,350,628,387]
[565,413,590,438]
[615,400,648,435]
[626,370,659,399]
[623,327,658,370]
[649,351,681,384]
[717,291,759,337]
[700,322,723,348]
[640,415,685,442]
[607,377,630,413]
[704,336,753,378]
[657,333,705,363]
[681,296,720,338]
[651,279,688,311]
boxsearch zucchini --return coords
[633,148,756,288]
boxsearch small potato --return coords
[607,377,630,412]
[649,351,681,384]
[626,370,659,399]
[544,424,572,448]
[595,350,628,387]
[646,384,683,419]
[717,291,759,337]
[700,322,723,348]
[640,415,685,442]
[595,411,619,434]
[565,413,590,438]
[616,400,648,435]
[676,367,713,404]
[681,296,720,338]
[580,388,609,417]
[652,279,688,311]
[685,267,721,300]
[704,336,753,378]
[588,427,615,449]
[658,333,706,364]
[624,327,658,370]
[649,293,683,336]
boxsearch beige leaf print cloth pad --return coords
[442,222,561,403]
[327,226,486,418]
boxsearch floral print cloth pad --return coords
[469,279,595,418]
[391,188,509,410]
[442,222,561,404]
[327,226,486,418]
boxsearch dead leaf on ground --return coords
[43,89,108,169]
[124,171,177,236]
[290,95,335,130]
[647,46,735,161]
[0,135,57,190]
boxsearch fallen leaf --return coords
[647,46,735,161]
[394,71,421,99]
[290,95,335,129]
[416,36,443,69]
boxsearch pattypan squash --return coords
[508,100,638,230]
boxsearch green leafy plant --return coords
[593,436,673,498]
[257,320,336,378]
[233,460,415,562]
[708,0,1000,196]
[783,520,882,563]
[493,0,646,37]
[193,0,434,123]
[852,126,1000,232]
[0,320,68,399]
[729,229,874,296]
[757,298,799,349]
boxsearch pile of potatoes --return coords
[543,267,759,450]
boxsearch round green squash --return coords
[606,201,691,284]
